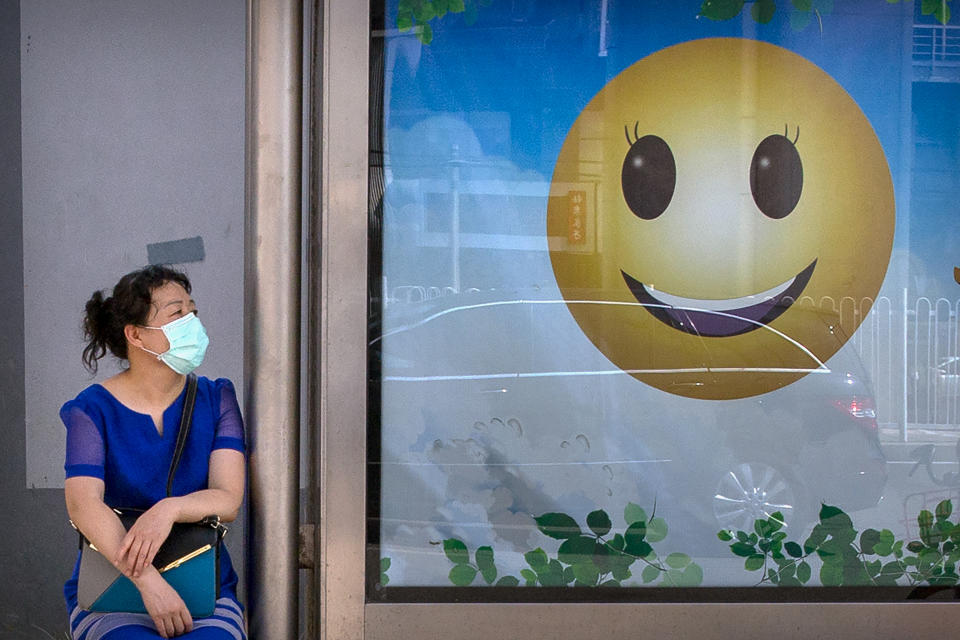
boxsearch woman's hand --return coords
[134,569,194,638]
[116,499,177,578]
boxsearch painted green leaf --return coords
[936,500,953,521]
[558,536,596,566]
[610,533,626,551]
[450,0,466,12]
[860,528,881,554]
[751,0,777,24]
[612,565,632,581]
[680,563,704,586]
[820,561,843,586]
[918,548,941,567]
[600,579,620,587]
[804,524,827,553]
[587,509,613,537]
[797,560,812,583]
[784,541,803,558]
[413,2,436,23]
[665,569,684,586]
[397,11,413,31]
[535,512,582,540]
[779,562,797,580]
[745,553,765,571]
[666,553,691,569]
[443,539,469,565]
[563,565,575,585]
[520,568,537,585]
[755,519,770,538]
[380,573,390,586]
[718,530,733,542]
[624,502,647,525]
[641,563,661,583]
[918,509,934,529]
[820,505,856,544]
[524,547,549,570]
[736,530,750,544]
[592,541,614,573]
[624,521,650,557]
[538,559,566,586]
[907,540,926,554]
[497,575,519,587]
[767,513,785,533]
[922,0,944,19]
[381,557,391,572]
[419,23,433,45]
[449,563,478,586]
[933,0,950,24]
[573,561,600,585]
[481,565,497,584]
[647,517,669,543]
[699,0,746,21]
[731,542,756,557]
[476,546,495,570]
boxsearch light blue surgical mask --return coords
[138,312,209,375]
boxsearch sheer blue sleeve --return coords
[214,379,246,453]
[61,402,105,480]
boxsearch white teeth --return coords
[644,274,796,312]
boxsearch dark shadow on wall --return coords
[0,1,76,636]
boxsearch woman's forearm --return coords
[66,494,130,571]
[161,488,243,524]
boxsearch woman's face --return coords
[139,281,198,353]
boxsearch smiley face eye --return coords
[621,135,676,220]
[750,134,803,219]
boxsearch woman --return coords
[62,265,246,640]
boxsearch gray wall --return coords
[0,2,74,636]
[4,1,247,634]
[21,0,246,489]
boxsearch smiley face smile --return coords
[621,259,817,338]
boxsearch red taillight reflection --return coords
[834,396,878,431]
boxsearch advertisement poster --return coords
[373,0,960,591]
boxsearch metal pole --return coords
[245,1,302,638]
[316,0,369,638]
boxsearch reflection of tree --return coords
[700,0,953,27]
[397,0,492,44]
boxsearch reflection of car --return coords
[377,290,887,553]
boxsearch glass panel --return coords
[369,0,960,598]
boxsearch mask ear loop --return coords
[135,324,168,361]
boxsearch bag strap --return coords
[166,374,198,497]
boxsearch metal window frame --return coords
[312,1,960,638]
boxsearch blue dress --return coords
[61,376,247,640]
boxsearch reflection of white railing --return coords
[913,24,960,79]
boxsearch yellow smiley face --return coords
[547,38,895,400]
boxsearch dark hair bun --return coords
[81,265,191,374]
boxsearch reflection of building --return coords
[912,23,960,83]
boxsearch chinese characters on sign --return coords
[567,190,587,245]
